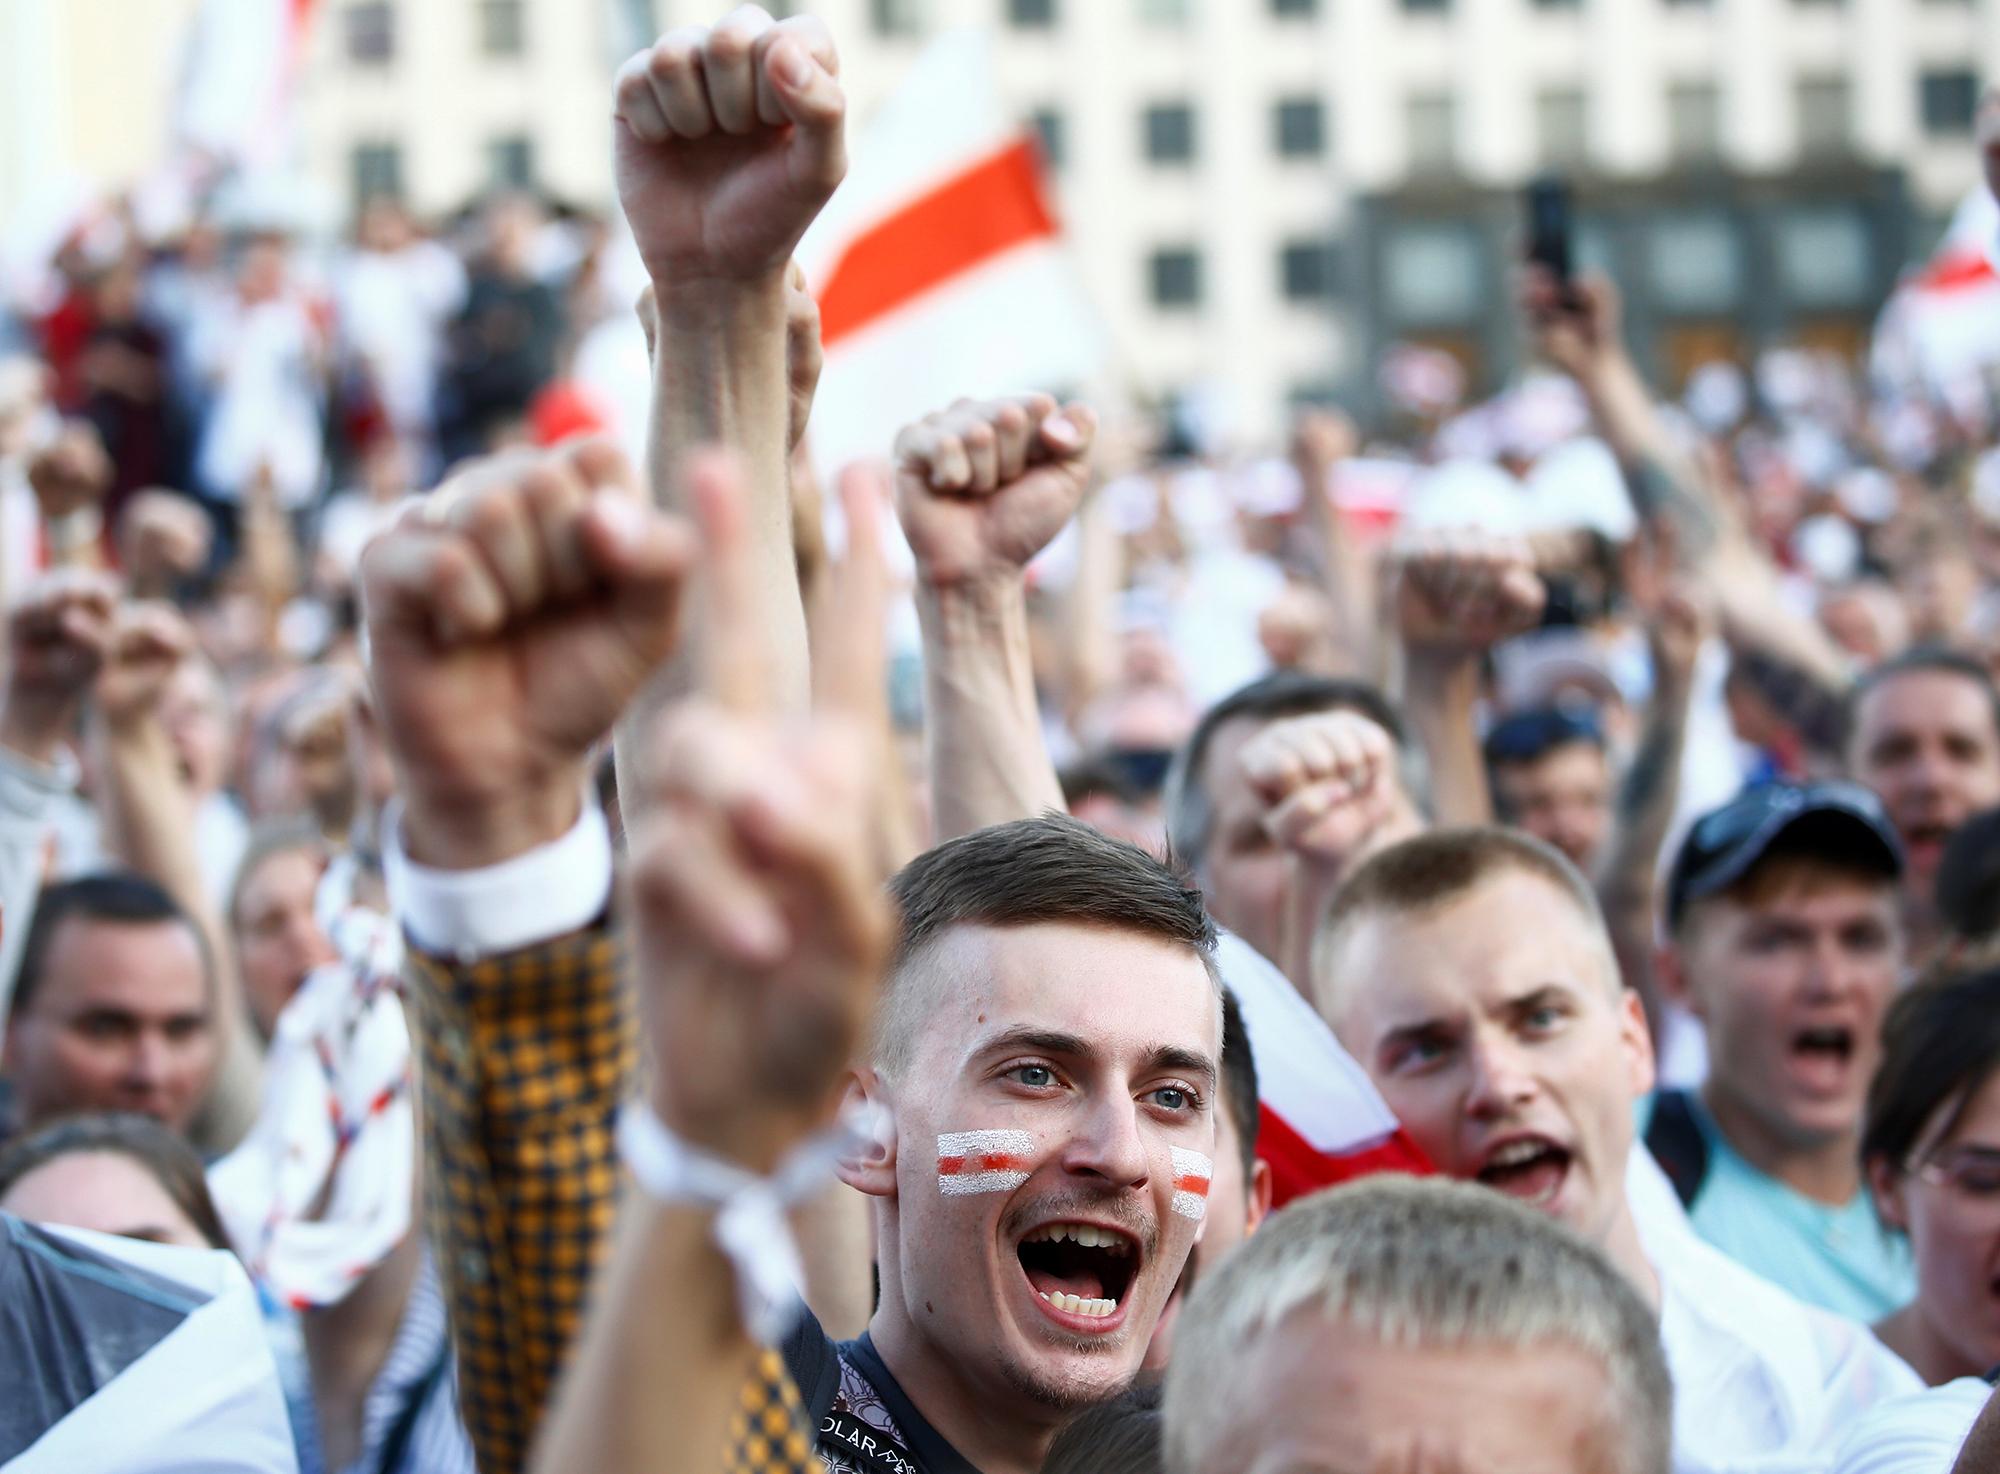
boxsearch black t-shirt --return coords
[783,1312,980,1474]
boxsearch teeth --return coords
[1039,1291,1118,1318]
[1023,1224,1130,1255]
[1488,1141,1548,1169]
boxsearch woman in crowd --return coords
[1866,967,2000,1383]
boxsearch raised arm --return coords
[359,438,694,1474]
[1393,528,1548,829]
[89,601,263,1153]
[893,394,1096,839]
[611,5,845,751]
[535,450,891,1474]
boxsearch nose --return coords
[1060,1092,1153,1193]
[121,1032,172,1108]
[1465,1031,1537,1122]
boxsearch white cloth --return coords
[382,796,612,958]
[334,242,464,442]
[207,901,412,1308]
[0,744,75,1029]
[1627,1150,1925,1474]
[1831,1378,1991,1474]
[191,296,325,507]
[196,789,251,914]
[4,1226,299,1473]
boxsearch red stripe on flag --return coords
[817,138,1059,349]
[1258,1103,1433,1210]
[939,1152,1031,1175]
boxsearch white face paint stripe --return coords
[937,1130,1034,1196]
[1170,1147,1213,1222]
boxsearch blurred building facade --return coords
[292,0,1996,440]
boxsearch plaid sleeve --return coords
[406,925,820,1474]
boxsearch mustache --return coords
[1001,1187,1160,1260]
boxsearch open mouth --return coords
[1790,1026,1856,1093]
[1476,1136,1571,1209]
[1018,1222,1140,1322]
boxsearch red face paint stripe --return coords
[939,1153,1031,1176]
[1174,1173,1211,1196]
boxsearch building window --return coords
[1667,81,1721,163]
[1007,0,1057,27]
[1402,0,1452,15]
[478,0,524,55]
[1145,103,1197,165]
[1536,88,1586,167]
[1271,0,1318,14]
[1029,107,1065,170]
[1406,92,1456,174]
[1921,71,1979,134]
[1150,247,1203,309]
[1383,223,1481,324]
[1775,208,1870,307]
[1273,97,1326,159]
[1531,0,1582,10]
[1795,76,1851,157]
[1280,238,1338,301]
[488,135,536,189]
[1648,213,1741,312]
[871,0,924,35]
[1140,0,1193,21]
[345,1,395,64]
[351,142,403,204]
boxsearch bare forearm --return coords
[1598,671,1691,911]
[1403,653,1491,827]
[1578,357,1718,562]
[531,1201,753,1474]
[918,578,1063,841]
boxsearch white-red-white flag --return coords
[795,30,1107,478]
[173,0,320,171]
[1870,186,2000,393]
[1215,933,1433,1207]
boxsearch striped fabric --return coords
[336,1253,474,1474]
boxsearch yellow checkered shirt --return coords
[406,924,819,1474]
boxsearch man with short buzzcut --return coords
[1163,1176,1674,1474]
[1310,826,1920,1474]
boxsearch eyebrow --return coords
[974,1026,1218,1088]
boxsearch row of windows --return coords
[350,135,535,203]
[1147,240,1342,310]
[864,0,1966,39]
[1023,68,1978,175]
[345,0,524,62]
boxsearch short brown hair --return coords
[1312,827,1610,1017]
[0,1112,231,1250]
[878,814,1218,1077]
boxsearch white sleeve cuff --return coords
[383,796,613,961]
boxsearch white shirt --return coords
[1831,1378,1991,1474]
[1628,1150,1924,1474]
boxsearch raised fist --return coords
[358,440,693,866]
[894,394,1097,589]
[0,570,118,760]
[94,602,197,731]
[1395,528,1547,654]
[26,421,112,522]
[119,490,213,594]
[629,452,893,1174]
[613,6,845,289]
[1239,709,1406,866]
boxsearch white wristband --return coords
[615,1100,883,1344]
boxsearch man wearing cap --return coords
[1647,782,1915,1319]
[1485,706,1613,873]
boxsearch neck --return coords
[1875,1302,1982,1387]
[867,1284,1065,1474]
[1699,1081,1860,1204]
[1600,1198,1662,1315]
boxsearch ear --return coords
[1618,986,1657,1101]
[835,1068,898,1201]
[1246,1158,1275,1235]
[1866,1155,1910,1233]
[1653,942,1697,1016]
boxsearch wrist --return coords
[650,276,788,334]
[0,691,77,766]
[399,775,585,871]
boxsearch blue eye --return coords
[1148,1085,1199,1113]
[1010,1064,1058,1089]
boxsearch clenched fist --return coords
[1240,710,1410,866]
[1396,528,1547,655]
[613,6,845,289]
[359,440,693,867]
[894,394,1097,590]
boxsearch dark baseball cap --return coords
[1665,781,1904,928]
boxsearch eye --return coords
[1523,1003,1567,1033]
[1388,1035,1449,1074]
[1006,1063,1060,1091]
[1146,1084,1201,1113]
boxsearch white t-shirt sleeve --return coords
[1831,1378,1992,1474]
[382,797,613,959]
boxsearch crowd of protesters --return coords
[6,7,2000,1474]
